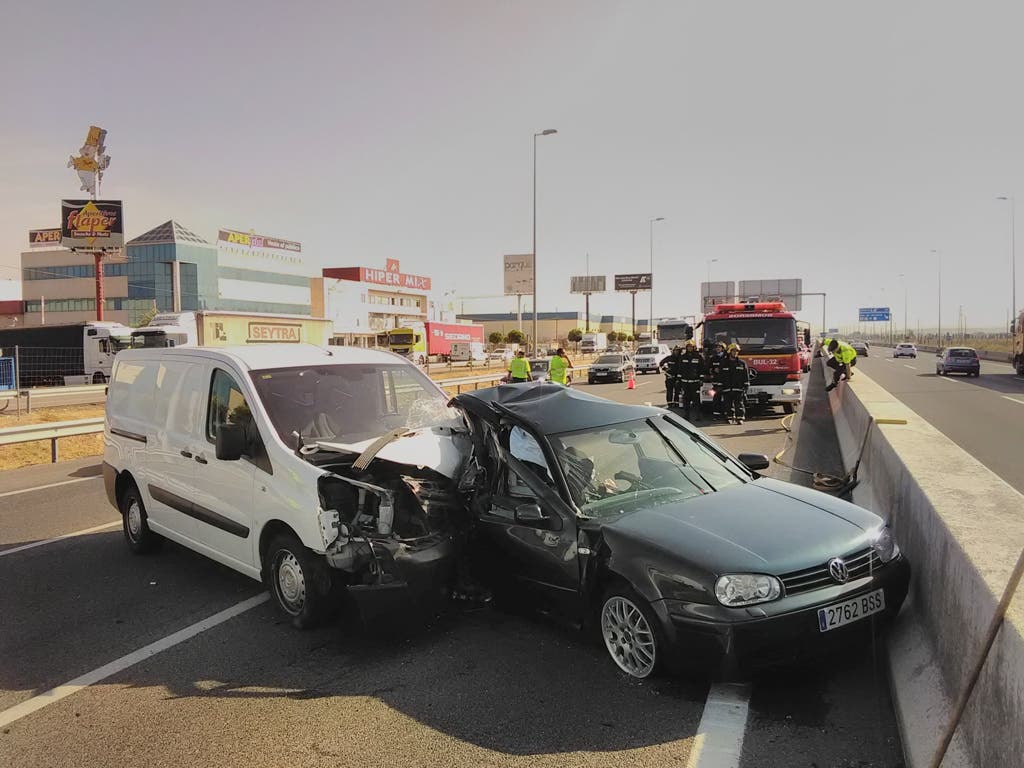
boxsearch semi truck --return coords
[130,311,332,348]
[699,301,803,414]
[0,321,134,386]
[580,332,608,354]
[385,322,485,363]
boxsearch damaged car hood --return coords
[316,426,467,480]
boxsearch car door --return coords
[475,422,581,616]
[186,366,260,570]
[145,358,209,540]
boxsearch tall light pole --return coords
[532,129,557,352]
[899,273,907,339]
[649,217,664,338]
[706,258,718,293]
[997,195,1016,334]
[937,249,942,346]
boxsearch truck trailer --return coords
[0,321,133,387]
[131,311,333,348]
[385,322,485,363]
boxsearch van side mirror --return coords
[804,329,811,346]
[215,423,246,461]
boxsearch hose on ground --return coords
[772,412,852,494]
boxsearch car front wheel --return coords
[599,586,663,679]
[265,532,335,629]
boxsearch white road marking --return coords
[685,682,751,768]
[0,475,101,499]
[0,521,121,558]
[0,593,269,729]
[903,365,917,370]
[1003,396,1024,406]
[935,375,960,383]
[885,358,894,363]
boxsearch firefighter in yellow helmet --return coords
[719,343,750,424]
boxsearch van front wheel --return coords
[120,485,163,554]
[266,533,335,629]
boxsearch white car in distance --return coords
[893,343,917,359]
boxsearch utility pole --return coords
[532,129,557,353]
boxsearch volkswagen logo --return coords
[828,558,850,583]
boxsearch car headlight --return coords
[714,574,781,607]
[871,526,900,563]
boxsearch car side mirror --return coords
[515,502,546,523]
[737,453,770,471]
[215,423,246,461]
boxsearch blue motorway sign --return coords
[858,307,891,322]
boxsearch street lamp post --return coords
[899,273,907,339]
[532,129,557,353]
[649,217,664,339]
[997,196,1016,334]
[932,249,941,345]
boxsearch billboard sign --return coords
[614,273,652,291]
[503,254,534,295]
[570,275,606,294]
[217,227,310,277]
[700,281,735,313]
[858,307,891,322]
[28,228,63,247]
[358,265,431,291]
[737,279,803,310]
[60,200,123,250]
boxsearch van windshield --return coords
[249,363,460,445]
[637,346,659,355]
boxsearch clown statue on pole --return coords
[68,126,110,198]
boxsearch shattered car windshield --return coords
[250,363,460,445]
[551,416,749,518]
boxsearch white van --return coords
[103,345,465,627]
[633,343,671,374]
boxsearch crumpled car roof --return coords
[451,382,660,435]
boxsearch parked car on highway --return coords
[936,347,980,377]
[849,340,869,356]
[634,343,671,374]
[587,353,635,384]
[893,343,917,359]
[105,348,909,680]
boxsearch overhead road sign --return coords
[858,307,891,322]
[614,273,652,291]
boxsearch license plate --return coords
[595,371,608,376]
[817,589,885,632]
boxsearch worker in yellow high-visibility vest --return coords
[549,348,573,385]
[508,350,532,383]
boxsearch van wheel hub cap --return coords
[276,552,306,613]
[601,596,656,678]
[127,501,142,539]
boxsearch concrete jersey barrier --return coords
[826,361,1024,768]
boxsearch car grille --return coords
[779,547,878,596]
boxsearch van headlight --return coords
[871,526,900,563]
[714,574,781,607]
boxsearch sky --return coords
[2,0,1023,331]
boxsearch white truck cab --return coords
[104,344,466,627]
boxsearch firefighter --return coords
[719,343,750,424]
[659,346,685,407]
[678,340,705,419]
[825,339,857,391]
[706,341,727,418]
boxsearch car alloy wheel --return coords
[601,595,657,678]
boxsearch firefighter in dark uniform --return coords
[678,340,705,419]
[659,346,684,407]
[706,341,727,418]
[719,343,750,424]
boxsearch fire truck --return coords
[700,301,803,414]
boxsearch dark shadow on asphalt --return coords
[783,363,845,490]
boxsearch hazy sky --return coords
[2,0,1023,330]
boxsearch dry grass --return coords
[0,404,106,471]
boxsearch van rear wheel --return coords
[120,484,163,554]
[265,532,335,629]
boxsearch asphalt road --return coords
[853,349,1024,493]
[0,372,904,768]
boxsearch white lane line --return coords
[903,365,917,370]
[935,375,960,383]
[0,521,121,558]
[0,593,269,729]
[885,359,895,363]
[1004,396,1024,406]
[685,682,751,768]
[0,475,101,499]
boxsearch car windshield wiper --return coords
[645,419,720,492]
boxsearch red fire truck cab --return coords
[700,301,803,414]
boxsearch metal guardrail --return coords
[0,417,105,462]
[436,366,593,394]
[0,384,108,414]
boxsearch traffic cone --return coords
[627,369,636,390]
